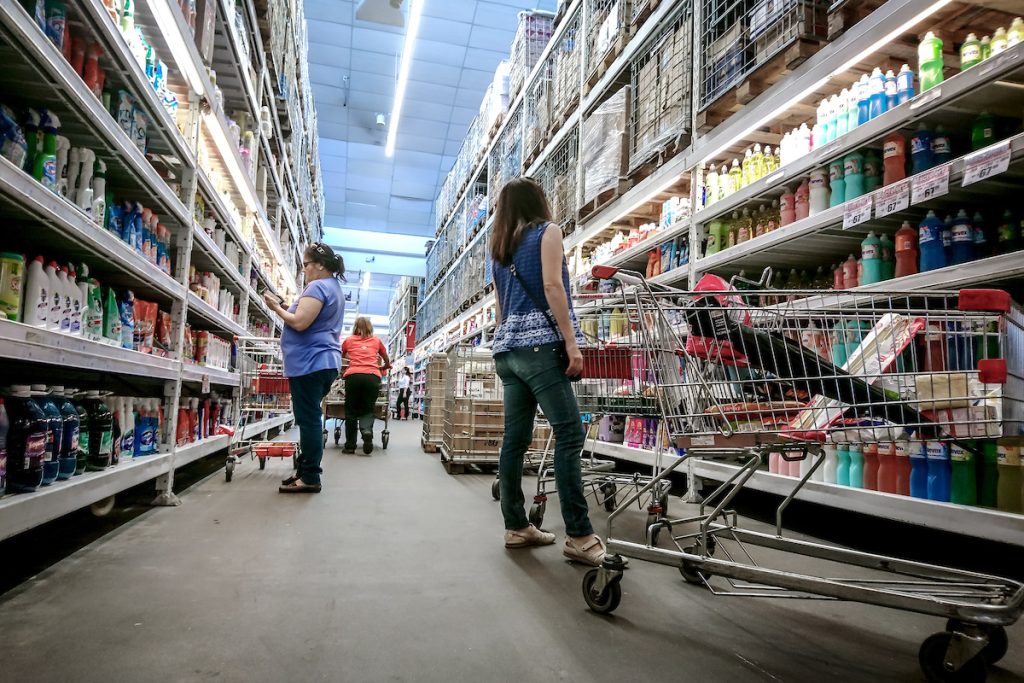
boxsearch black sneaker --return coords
[361,431,374,455]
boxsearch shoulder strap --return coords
[509,222,562,341]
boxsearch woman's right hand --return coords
[565,344,583,377]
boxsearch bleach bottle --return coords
[823,443,838,483]
[5,385,47,492]
[828,159,845,208]
[860,232,882,285]
[910,124,933,174]
[926,441,951,502]
[919,211,946,272]
[867,68,887,120]
[949,443,977,505]
[896,64,915,103]
[808,170,829,215]
[909,442,929,498]
[846,85,860,132]
[950,209,975,265]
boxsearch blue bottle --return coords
[945,322,975,372]
[32,385,62,486]
[919,211,946,272]
[896,64,916,104]
[868,68,888,120]
[950,209,975,265]
[942,214,954,264]
[836,444,851,486]
[926,441,951,502]
[856,74,870,126]
[54,387,79,480]
[884,69,898,110]
[931,125,952,165]
[910,124,933,174]
[910,443,929,498]
[848,444,864,488]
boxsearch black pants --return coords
[345,373,381,448]
[289,368,339,485]
[397,389,410,419]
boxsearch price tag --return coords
[911,164,950,205]
[842,195,873,230]
[962,141,1011,187]
[202,374,210,394]
[874,180,910,218]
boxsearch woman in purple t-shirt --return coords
[265,242,345,493]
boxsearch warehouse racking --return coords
[416,0,1024,543]
[0,0,323,538]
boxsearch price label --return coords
[202,374,210,394]
[874,180,910,218]
[962,141,1011,187]
[843,195,873,230]
[911,164,950,205]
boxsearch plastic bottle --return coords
[896,64,915,104]
[846,444,863,488]
[859,232,882,285]
[978,440,999,508]
[855,74,870,125]
[119,289,135,350]
[931,125,952,165]
[741,149,754,187]
[44,261,61,332]
[925,441,951,502]
[867,68,887,120]
[65,265,82,336]
[728,159,742,194]
[942,214,954,265]
[981,35,992,60]
[55,266,72,333]
[828,160,845,208]
[877,442,898,493]
[991,26,1009,55]
[879,233,895,281]
[831,321,848,365]
[841,254,858,291]
[21,256,46,327]
[846,85,860,133]
[860,443,878,491]
[82,391,112,470]
[1010,17,1024,47]
[779,187,796,226]
[910,124,933,175]
[863,149,881,193]
[5,385,47,492]
[72,393,89,475]
[843,151,864,200]
[836,443,851,486]
[825,97,839,144]
[918,211,945,272]
[822,443,838,484]
[85,277,103,341]
[961,33,983,70]
[31,112,59,192]
[835,90,849,139]
[737,208,752,244]
[884,69,898,111]
[882,132,906,186]
[973,211,992,257]
[971,112,995,152]
[103,286,121,346]
[950,210,975,266]
[704,166,719,207]
[750,144,765,183]
[705,220,724,256]
[53,386,79,480]
[31,384,62,486]
[997,209,1020,252]
[949,442,977,505]
[909,442,929,498]
[893,222,917,279]
[997,443,1021,513]
[918,32,944,92]
[0,398,6,495]
[895,442,912,496]
[808,170,830,215]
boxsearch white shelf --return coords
[592,220,691,272]
[181,362,240,388]
[191,223,248,293]
[173,434,232,467]
[241,413,292,440]
[187,291,247,337]
[0,452,173,542]
[196,168,253,258]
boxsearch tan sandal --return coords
[563,536,606,566]
[504,525,556,548]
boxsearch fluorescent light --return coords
[384,0,425,157]
[362,271,372,290]
[149,0,206,96]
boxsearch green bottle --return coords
[981,35,991,60]
[997,209,1019,252]
[949,443,976,505]
[978,440,999,507]
[918,31,944,92]
[991,27,1009,55]
[121,0,134,33]
[31,112,59,192]
[996,443,1021,513]
[705,220,725,256]
[960,33,982,70]
[971,112,995,152]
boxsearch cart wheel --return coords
[225,461,234,482]
[90,495,116,518]
[382,431,389,450]
[658,490,671,517]
[491,478,501,501]
[647,513,663,545]
[946,621,1008,665]
[528,501,545,528]
[919,632,987,683]
[679,541,714,585]
[600,482,617,511]
[582,569,621,614]
[258,456,267,470]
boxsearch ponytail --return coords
[306,242,346,281]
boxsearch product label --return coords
[844,157,863,176]
[952,224,973,243]
[942,229,952,248]
[122,431,135,455]
[884,80,897,98]
[925,441,949,460]
[910,136,930,156]
[863,158,879,177]
[932,138,951,156]
[829,164,844,181]
[0,446,6,489]
[962,45,982,63]
[98,429,113,456]
[877,443,896,457]
[974,227,988,246]
[69,427,79,453]
[70,301,81,334]
[962,141,1011,187]
[140,429,155,450]
[896,234,915,251]
[42,159,57,188]
[24,432,45,469]
[912,165,950,204]
[895,442,910,458]
[862,244,879,259]
[950,444,971,462]
[998,445,1021,466]
[79,431,89,455]
[809,174,828,189]
[908,443,927,459]
[883,140,903,158]
[36,287,48,322]
[875,180,910,218]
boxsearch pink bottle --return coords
[769,452,782,474]
[780,187,796,226]
[841,255,858,290]
[794,179,810,220]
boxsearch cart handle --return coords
[591,265,644,286]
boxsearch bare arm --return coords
[267,295,323,332]
[378,340,391,370]
[541,224,583,375]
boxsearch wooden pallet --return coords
[628,131,689,184]
[630,0,662,29]
[696,38,824,134]
[826,0,886,41]
[523,137,546,169]
[577,178,632,223]
[487,114,504,143]
[421,439,440,454]
[584,33,630,95]
[548,94,580,137]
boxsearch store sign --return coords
[842,195,873,230]
[911,164,950,204]
[874,180,910,218]
[405,321,416,352]
[962,141,1011,187]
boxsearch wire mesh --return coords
[237,337,291,411]
[465,180,489,240]
[628,0,693,170]
[698,0,828,110]
[443,346,504,462]
[550,7,582,122]
[586,0,632,76]
[524,62,552,159]
[488,102,525,204]
[421,353,448,445]
[531,125,579,234]
[508,10,556,101]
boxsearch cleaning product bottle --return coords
[862,443,879,491]
[71,392,88,475]
[831,321,848,364]
[728,159,742,195]
[856,74,870,125]
[860,232,882,285]
[925,441,951,502]
[918,32,944,91]
[65,265,82,336]
[22,256,49,328]
[961,33,983,70]
[895,441,912,495]
[843,151,864,200]
[836,443,851,486]
[931,125,952,165]
[75,149,95,215]
[56,266,72,333]
[45,261,61,332]
[794,178,811,220]
[991,26,1009,55]
[719,164,732,197]
[779,187,796,226]
[842,254,858,290]
[92,159,106,226]
[1009,17,1024,47]
[863,149,881,192]
[704,165,719,207]
[895,223,919,278]
[31,384,62,486]
[846,85,860,133]
[949,443,977,505]
[971,112,995,151]
[877,442,898,493]
[0,398,6,495]
[828,159,845,208]
[82,390,112,470]
[31,112,59,192]
[973,211,992,257]
[981,35,992,59]
[835,90,849,139]
[823,443,838,483]
[896,64,915,104]
[103,286,121,346]
[907,442,928,498]
[0,253,24,321]
[825,97,838,144]
[997,442,1021,513]
[950,209,975,265]
[750,144,765,183]
[848,444,864,488]
[83,43,103,96]
[5,385,47,492]
[884,69,898,110]
[705,220,724,256]
[918,211,945,272]
[997,209,1020,252]
[879,233,895,281]
[84,275,103,341]
[882,132,906,186]
[119,289,135,350]
[942,214,954,265]
[55,136,69,197]
[910,124,933,174]
[867,68,887,120]
[807,169,830,215]
[52,386,79,480]
[979,440,999,507]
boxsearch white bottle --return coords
[65,265,83,336]
[797,123,812,157]
[45,261,62,332]
[66,147,81,200]
[22,255,49,328]
[56,136,70,197]
[76,149,95,215]
[92,159,106,226]
[835,89,849,138]
[75,264,93,339]
[823,443,838,484]
[55,266,72,333]
[808,169,830,215]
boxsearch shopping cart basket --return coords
[580,266,1024,683]
[323,374,391,449]
[225,337,299,481]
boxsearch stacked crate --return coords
[420,353,448,452]
[442,346,504,471]
[508,10,555,101]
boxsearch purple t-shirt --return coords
[281,278,344,378]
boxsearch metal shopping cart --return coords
[580,266,1024,683]
[323,374,391,449]
[225,337,299,481]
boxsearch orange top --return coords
[342,335,386,377]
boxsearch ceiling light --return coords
[362,271,372,290]
[356,0,405,27]
[149,0,206,96]
[385,0,425,158]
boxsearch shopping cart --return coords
[580,266,1024,683]
[225,337,299,481]
[323,375,391,449]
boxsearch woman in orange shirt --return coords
[341,317,391,454]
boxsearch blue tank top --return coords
[492,222,582,354]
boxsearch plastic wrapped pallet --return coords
[480,61,510,133]
[508,11,555,101]
[582,86,629,203]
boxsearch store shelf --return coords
[0,452,173,542]
[181,362,240,388]
[587,441,1024,546]
[187,291,247,337]
[593,220,691,272]
[0,318,181,380]
[173,434,232,468]
[191,223,248,293]
[241,413,293,440]
[196,168,252,256]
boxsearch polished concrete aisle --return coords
[1,418,1022,682]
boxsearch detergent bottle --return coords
[879,233,895,281]
[971,112,995,152]
[884,69,898,110]
[836,443,851,486]
[808,169,830,215]
[31,384,61,486]
[4,385,47,492]
[876,442,898,494]
[53,386,80,480]
[931,125,952,165]
[794,178,810,220]
[863,443,879,491]
[779,187,796,226]
[997,442,1021,513]
[848,444,864,488]
[835,90,849,138]
[863,149,881,192]
[950,209,975,265]
[882,132,906,185]
[991,26,1009,55]
[868,68,887,120]
[909,442,929,498]
[846,85,860,132]
[895,441,912,495]
[896,64,915,104]
[843,151,864,200]
[949,443,977,506]
[860,232,882,285]
[918,32,944,91]
[823,443,838,484]
[828,159,845,208]
[856,74,870,125]
[961,33,983,70]
[926,441,951,502]
[910,124,933,174]
[918,211,945,272]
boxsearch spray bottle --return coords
[75,148,96,216]
[31,112,59,192]
[55,136,70,197]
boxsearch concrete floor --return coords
[1,418,1022,682]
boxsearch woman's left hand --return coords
[263,292,282,310]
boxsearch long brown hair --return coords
[489,177,552,266]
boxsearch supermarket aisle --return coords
[0,419,1022,683]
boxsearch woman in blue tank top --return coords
[490,178,604,567]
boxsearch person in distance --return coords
[489,177,605,567]
[396,366,412,420]
[341,316,391,454]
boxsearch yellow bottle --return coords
[751,144,765,183]
[728,159,742,194]
[1009,17,1024,47]
[741,148,754,186]
[764,145,778,174]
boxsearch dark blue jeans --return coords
[494,343,593,537]
[289,368,339,485]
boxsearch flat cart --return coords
[581,266,1024,683]
[323,376,390,449]
[225,337,299,481]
